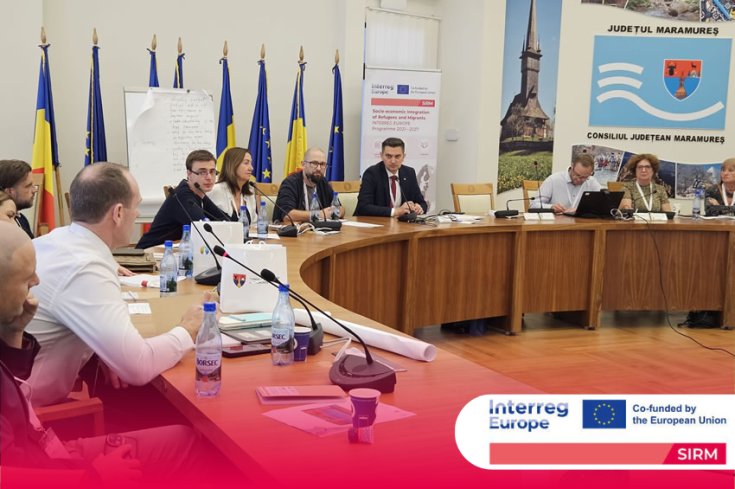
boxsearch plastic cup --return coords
[347,388,381,443]
[293,326,311,362]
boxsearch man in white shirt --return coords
[27,163,211,407]
[530,153,602,214]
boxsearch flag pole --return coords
[41,27,65,227]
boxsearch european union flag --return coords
[84,45,107,166]
[397,84,409,95]
[147,48,159,87]
[583,400,626,429]
[174,53,184,88]
[216,57,236,171]
[326,64,344,182]
[248,60,272,183]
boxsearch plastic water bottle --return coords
[178,225,193,278]
[271,284,295,366]
[195,302,222,397]
[160,240,178,297]
[330,192,340,220]
[257,201,268,240]
[310,193,321,223]
[692,188,703,219]
[240,205,250,241]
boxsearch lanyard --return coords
[304,182,317,211]
[636,182,654,212]
[723,184,734,206]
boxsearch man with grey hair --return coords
[26,163,212,407]
[273,147,345,222]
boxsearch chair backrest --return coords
[64,192,72,221]
[607,181,624,192]
[451,183,495,214]
[330,180,361,218]
[255,182,280,222]
[163,185,172,199]
[521,180,540,212]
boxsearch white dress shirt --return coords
[207,182,257,223]
[530,169,602,209]
[386,167,402,217]
[26,224,194,407]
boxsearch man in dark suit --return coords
[0,160,38,239]
[355,138,427,218]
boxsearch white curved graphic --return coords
[597,77,643,89]
[598,63,644,74]
[597,90,724,121]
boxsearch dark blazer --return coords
[354,161,428,217]
[273,171,336,223]
[15,213,33,239]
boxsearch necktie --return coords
[391,175,397,205]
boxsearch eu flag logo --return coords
[589,36,731,130]
[397,85,409,95]
[583,400,626,429]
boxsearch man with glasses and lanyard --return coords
[530,153,601,214]
[273,147,345,223]
[137,150,226,248]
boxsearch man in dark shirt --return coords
[355,138,427,218]
[0,159,38,239]
[273,147,345,223]
[137,150,229,249]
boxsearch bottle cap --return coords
[164,240,173,248]
[278,284,290,292]
[261,201,266,206]
[203,302,217,313]
[241,205,247,210]
[203,218,210,222]
[183,224,190,231]
[334,191,338,196]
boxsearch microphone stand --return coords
[193,182,236,222]
[214,245,397,393]
[395,176,418,222]
[167,188,221,286]
[527,161,554,213]
[248,182,299,238]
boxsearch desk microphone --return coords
[167,188,221,286]
[213,245,396,392]
[248,181,299,237]
[187,199,226,222]
[193,182,235,222]
[312,191,342,231]
[395,176,418,222]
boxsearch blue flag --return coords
[326,64,344,181]
[216,57,236,171]
[85,45,107,166]
[248,60,272,183]
[174,53,184,88]
[147,49,159,87]
[583,400,627,429]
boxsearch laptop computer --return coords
[563,190,624,219]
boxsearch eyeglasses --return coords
[305,161,329,170]
[189,169,219,177]
[570,167,592,182]
[637,165,652,171]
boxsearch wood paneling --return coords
[300,255,331,299]
[331,240,408,329]
[603,230,729,311]
[523,230,595,313]
[412,232,514,326]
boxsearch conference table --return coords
[133,215,734,487]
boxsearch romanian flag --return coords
[216,57,235,171]
[31,45,59,231]
[248,60,272,183]
[84,46,107,166]
[174,53,184,88]
[284,63,307,176]
[147,48,159,87]
[326,64,344,181]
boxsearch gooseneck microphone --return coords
[186,199,223,222]
[395,176,418,222]
[526,160,555,213]
[193,182,235,222]
[312,190,342,231]
[167,187,221,286]
[248,181,299,238]
[213,245,396,392]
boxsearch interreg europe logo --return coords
[397,84,410,95]
[582,400,627,429]
[489,399,568,433]
[589,36,731,130]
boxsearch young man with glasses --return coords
[273,147,345,223]
[137,150,226,248]
[530,153,601,214]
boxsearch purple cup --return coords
[293,327,310,362]
[348,388,381,429]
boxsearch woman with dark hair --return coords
[0,190,18,223]
[705,158,735,209]
[207,147,258,223]
[619,153,671,212]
